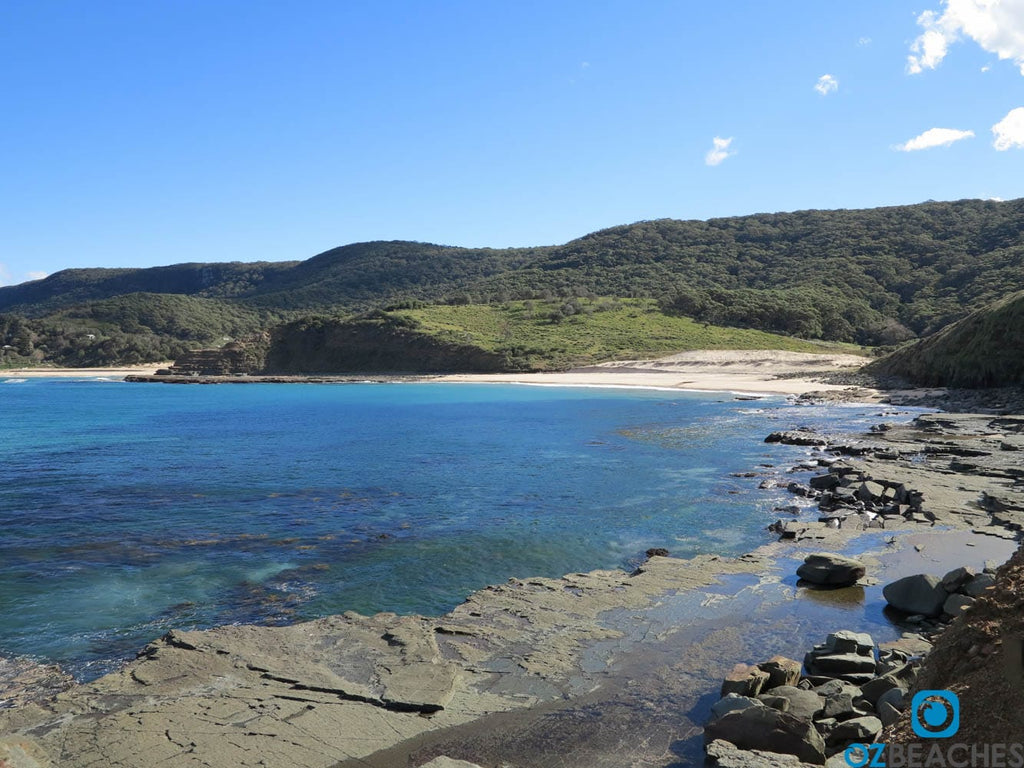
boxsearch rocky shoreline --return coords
[702,408,1024,766]
[2,406,1023,767]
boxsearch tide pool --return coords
[0,379,892,678]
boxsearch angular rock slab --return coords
[704,707,827,765]
[707,739,824,768]
[758,656,803,689]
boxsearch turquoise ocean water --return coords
[1,378,891,679]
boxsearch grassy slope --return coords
[866,290,1024,387]
[393,299,861,371]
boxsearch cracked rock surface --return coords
[0,555,763,767]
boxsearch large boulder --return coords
[826,715,883,746]
[796,554,866,587]
[883,574,947,617]
[722,663,772,697]
[712,694,765,720]
[758,656,803,689]
[706,739,823,768]
[758,686,823,721]
[704,707,826,764]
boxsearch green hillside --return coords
[0,294,281,367]
[262,299,855,374]
[2,197,1023,367]
[866,291,1024,388]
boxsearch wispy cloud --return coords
[568,61,591,86]
[26,270,49,281]
[908,0,1024,75]
[0,263,10,287]
[858,37,872,47]
[895,127,975,151]
[993,107,1024,150]
[814,74,839,96]
[705,136,735,166]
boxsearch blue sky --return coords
[2,1,1022,285]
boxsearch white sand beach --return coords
[434,349,874,396]
[4,351,879,397]
[2,363,173,379]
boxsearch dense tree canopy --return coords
[1,198,1022,366]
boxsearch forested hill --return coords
[2,197,1023,367]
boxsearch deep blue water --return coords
[0,378,893,678]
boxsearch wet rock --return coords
[765,431,828,447]
[758,656,803,689]
[721,664,773,698]
[883,574,947,617]
[796,553,866,587]
[0,656,73,709]
[704,707,827,764]
[645,547,670,558]
[787,482,814,498]
[809,474,841,491]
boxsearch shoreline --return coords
[3,404,1023,766]
[2,363,174,379]
[8,349,885,398]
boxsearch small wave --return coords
[2,378,28,384]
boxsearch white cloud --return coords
[908,0,1024,75]
[814,74,839,95]
[0,263,10,287]
[705,136,735,166]
[26,270,49,281]
[993,106,1024,149]
[858,37,873,47]
[895,127,975,151]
